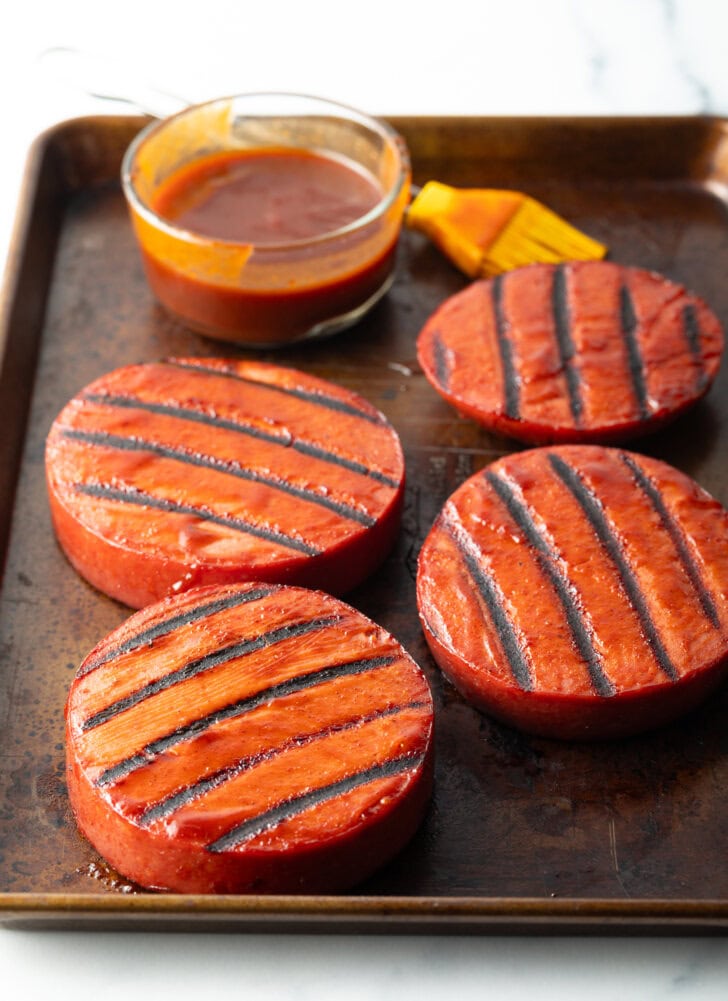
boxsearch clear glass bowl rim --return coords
[120,91,411,253]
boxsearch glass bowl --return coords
[121,92,411,347]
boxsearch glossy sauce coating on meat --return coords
[417,445,728,739]
[45,358,404,608]
[417,261,724,444]
[66,582,434,893]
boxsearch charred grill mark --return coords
[620,452,720,629]
[492,274,520,420]
[485,471,614,697]
[73,483,321,556]
[79,586,277,677]
[444,516,533,691]
[82,616,342,732]
[62,428,376,526]
[205,752,424,852]
[619,284,651,421]
[82,392,286,443]
[138,700,429,827]
[682,303,708,390]
[81,393,399,488]
[95,654,400,787]
[551,264,583,426]
[285,440,398,487]
[548,452,679,682]
[165,360,385,425]
[431,332,451,389]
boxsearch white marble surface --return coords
[2,0,728,996]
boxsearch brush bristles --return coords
[484,197,607,275]
[407,181,607,278]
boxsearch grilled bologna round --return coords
[417,261,724,444]
[46,358,404,608]
[417,445,728,739]
[66,581,434,893]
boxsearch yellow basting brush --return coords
[407,180,607,278]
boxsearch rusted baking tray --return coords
[1,114,728,933]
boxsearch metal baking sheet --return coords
[1,114,728,932]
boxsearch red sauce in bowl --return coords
[152,148,383,244]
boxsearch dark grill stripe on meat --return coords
[73,482,323,555]
[416,445,728,739]
[440,508,534,693]
[550,263,583,425]
[206,752,426,853]
[618,284,650,421]
[66,583,434,893]
[491,273,520,420]
[417,261,724,445]
[431,333,451,390]
[618,451,720,628]
[682,303,709,391]
[166,358,387,424]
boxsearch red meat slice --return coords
[46,358,404,608]
[417,261,724,444]
[416,445,728,739]
[66,581,434,893]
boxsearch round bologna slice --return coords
[66,581,434,893]
[46,358,404,608]
[416,445,728,740]
[417,261,724,444]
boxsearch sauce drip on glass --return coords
[152,148,383,244]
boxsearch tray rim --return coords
[3,112,728,933]
[2,893,728,934]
